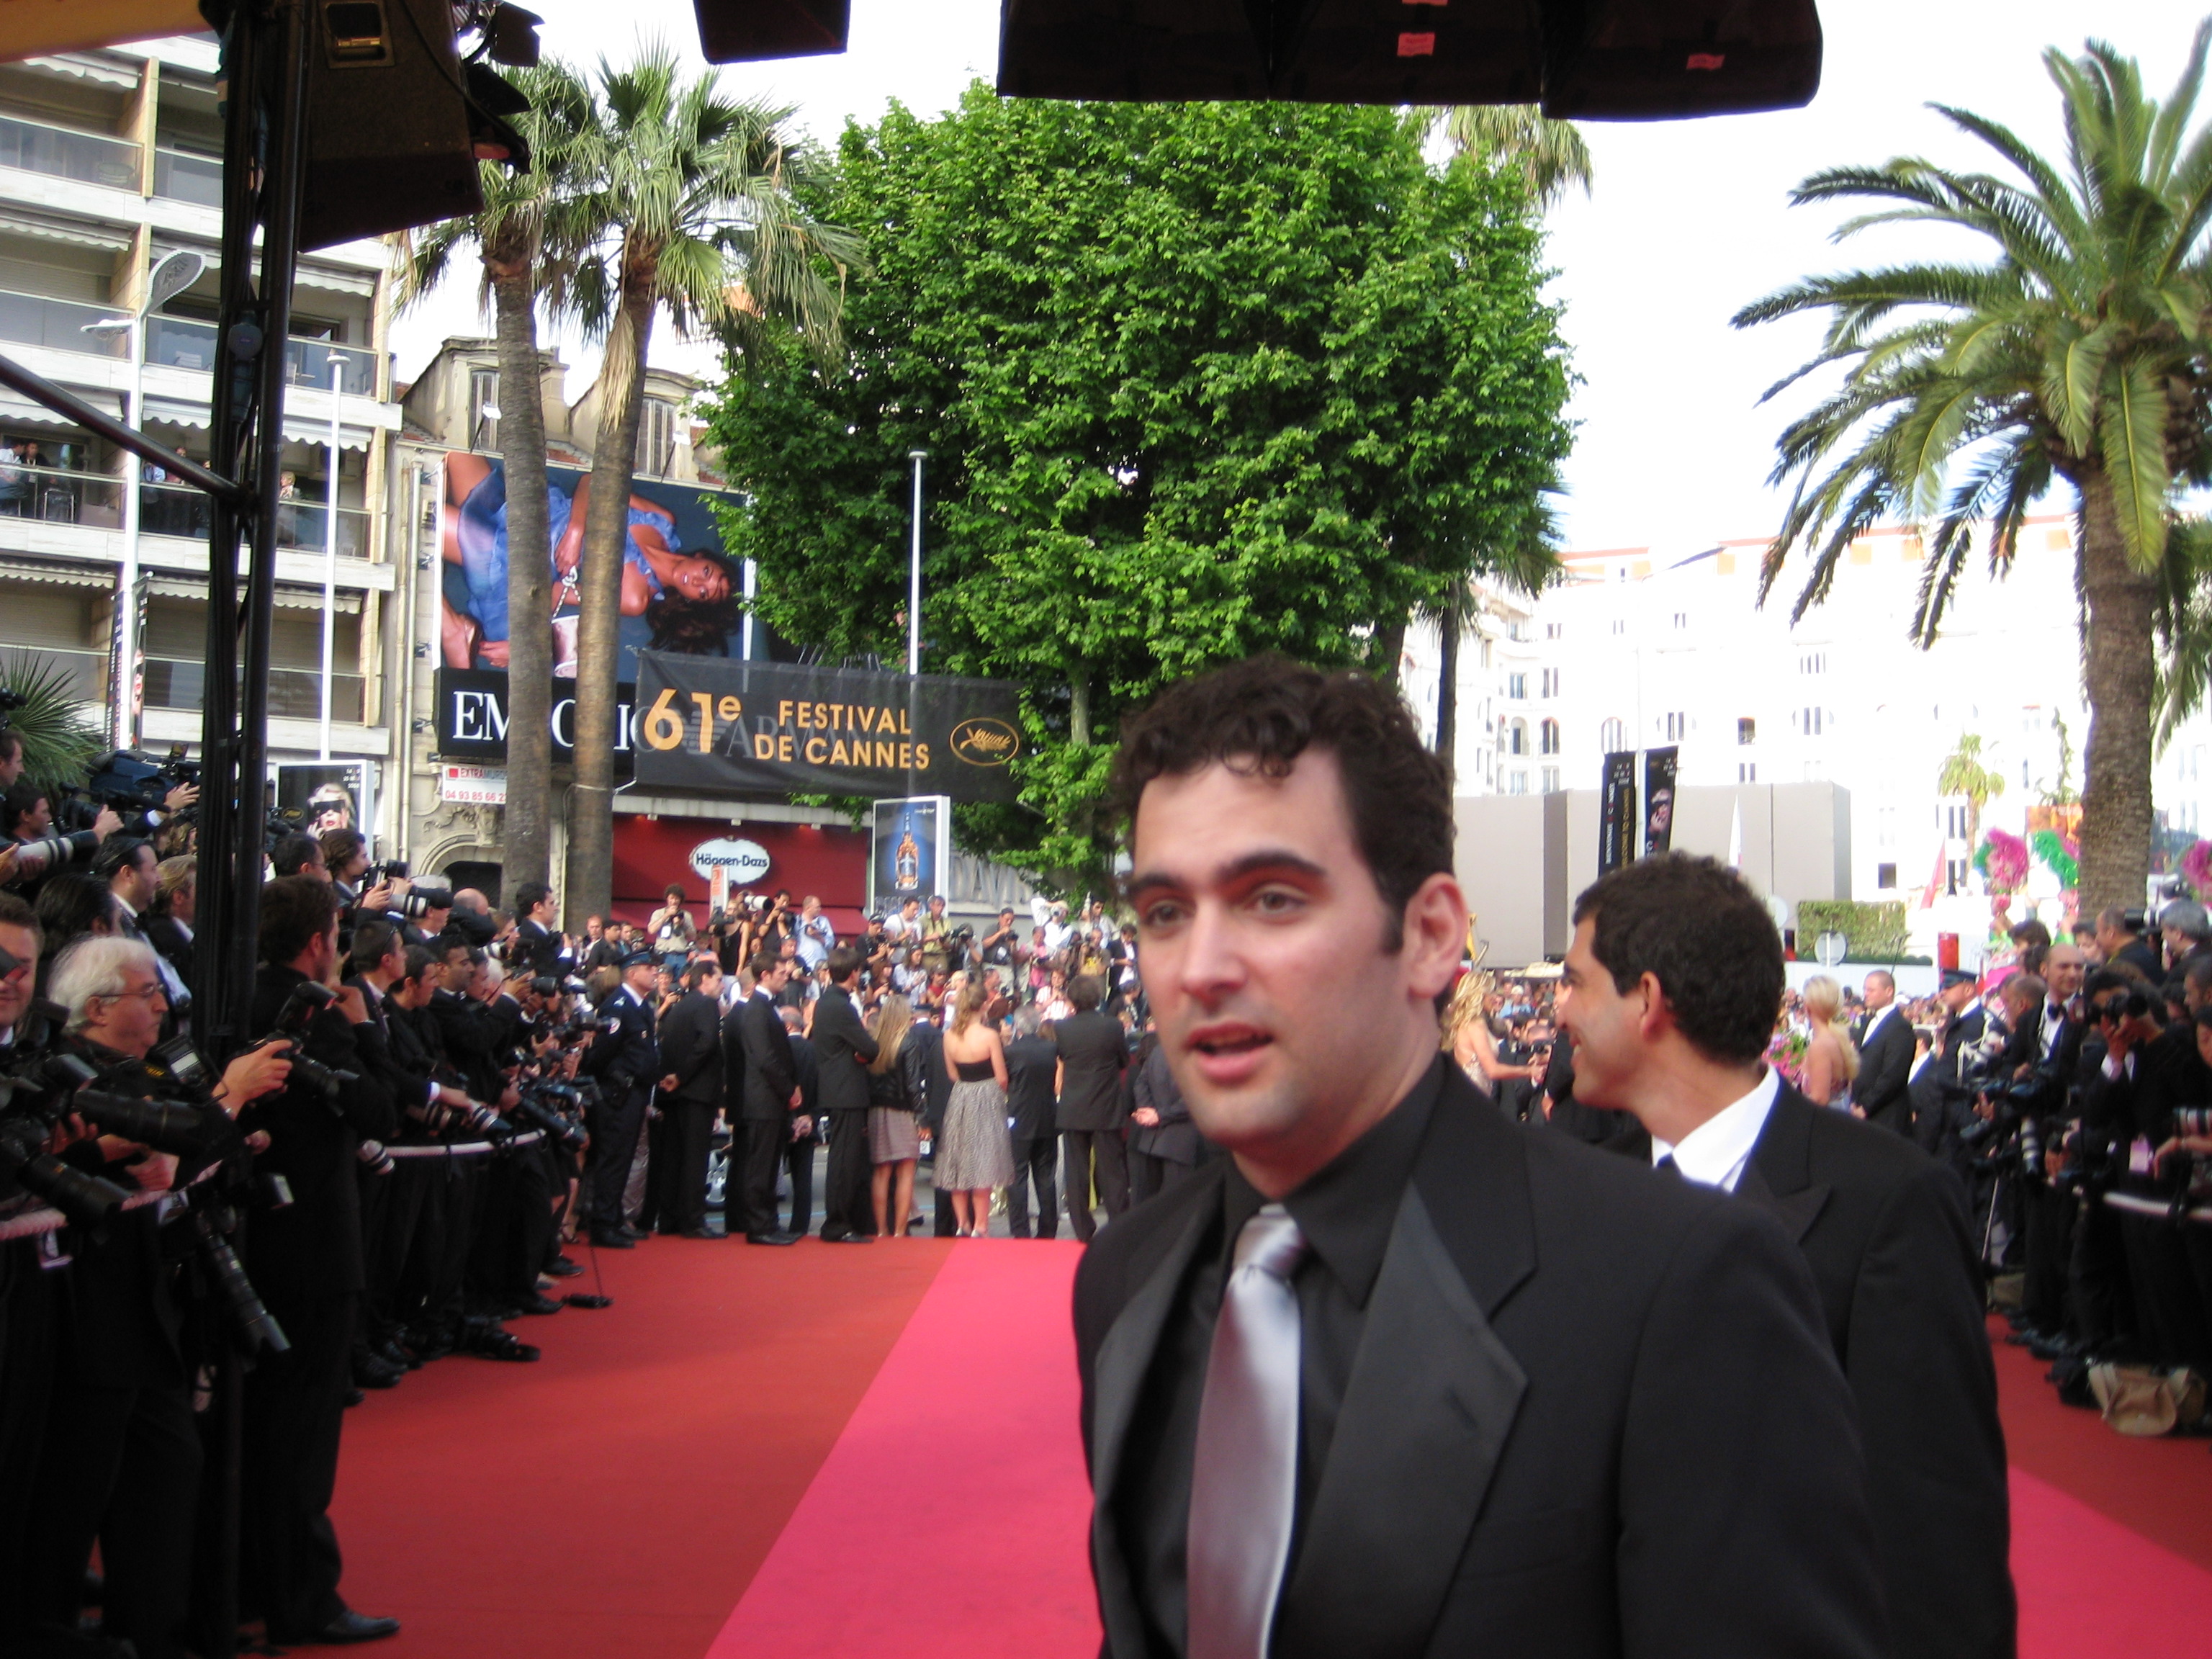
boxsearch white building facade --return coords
[1404,514,2212,912]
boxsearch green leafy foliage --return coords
[705,89,1571,889]
[0,652,107,799]
[1796,899,1911,962]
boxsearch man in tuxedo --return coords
[1127,1024,1201,1203]
[1077,657,1886,1659]
[1004,1004,1061,1237]
[510,881,567,978]
[579,951,660,1248]
[779,1006,822,1234]
[1558,853,2013,1659]
[811,945,880,1240]
[734,950,806,1245]
[1851,968,1915,1133]
[1056,974,1130,1241]
[653,958,725,1237]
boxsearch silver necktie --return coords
[1187,1203,1308,1659]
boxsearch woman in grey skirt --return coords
[865,994,922,1236]
[938,977,1013,1236]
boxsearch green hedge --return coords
[1796,899,1910,963]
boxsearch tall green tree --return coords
[1734,25,2212,914]
[707,89,1571,889]
[556,46,858,921]
[402,61,597,899]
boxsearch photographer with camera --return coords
[2104,963,2212,1376]
[238,875,400,1647]
[17,933,293,1659]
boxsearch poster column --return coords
[1598,751,1638,876]
[871,796,950,916]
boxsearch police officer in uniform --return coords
[580,950,659,1248]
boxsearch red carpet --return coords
[331,1244,2212,1658]
[705,1241,1099,1658]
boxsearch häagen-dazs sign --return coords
[689,837,771,885]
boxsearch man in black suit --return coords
[1055,974,1129,1241]
[810,945,880,1240]
[1004,1004,1061,1237]
[1079,657,1887,1659]
[1916,968,1988,1161]
[579,950,660,1248]
[1127,1025,1201,1203]
[2097,904,2165,982]
[734,950,806,1245]
[1850,968,1916,1133]
[779,1006,822,1234]
[653,958,724,1237]
[509,881,567,978]
[1559,853,2014,1659]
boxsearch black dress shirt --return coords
[1116,1061,1443,1657]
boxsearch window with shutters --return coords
[636,396,678,477]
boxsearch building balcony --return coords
[0,114,139,193]
[4,645,369,727]
[0,288,129,359]
[151,147,220,208]
[141,482,370,559]
[145,316,377,398]
[0,463,122,528]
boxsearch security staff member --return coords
[580,950,659,1248]
[240,876,401,1646]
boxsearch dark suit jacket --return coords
[1074,1064,1887,1659]
[143,911,194,984]
[737,991,799,1122]
[1128,1038,1200,1166]
[809,984,878,1115]
[1055,1010,1128,1132]
[1851,1005,1916,1132]
[1005,1033,1060,1140]
[1622,1084,2013,1659]
[657,989,724,1106]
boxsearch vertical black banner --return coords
[1599,750,1638,875]
[1643,746,1678,857]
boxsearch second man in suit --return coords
[733,950,807,1245]
[811,945,881,1240]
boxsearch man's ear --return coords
[1401,873,1468,999]
[1635,971,1673,1045]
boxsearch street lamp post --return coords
[83,248,205,752]
[907,449,927,676]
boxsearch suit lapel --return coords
[1087,1188,1218,1659]
[1274,1182,1527,1659]
[1743,1085,1831,1244]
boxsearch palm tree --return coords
[401,62,597,899]
[556,45,860,920]
[1938,732,2007,853]
[1433,104,1592,210]
[1732,26,2212,914]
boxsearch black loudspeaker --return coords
[691,0,850,64]
[1539,0,1822,119]
[995,0,1817,118]
[299,0,482,251]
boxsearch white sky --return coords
[390,0,2204,556]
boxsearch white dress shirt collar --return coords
[1650,1067,1781,1194]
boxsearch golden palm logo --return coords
[949,716,1020,766]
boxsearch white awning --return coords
[142,397,210,433]
[0,557,113,589]
[144,574,361,613]
[279,412,373,451]
[0,208,132,252]
[295,264,375,298]
[0,385,121,428]
[23,55,143,90]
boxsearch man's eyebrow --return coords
[1123,848,1329,898]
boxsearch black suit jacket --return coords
[1005,1034,1060,1140]
[1128,1038,1200,1166]
[1851,1005,1915,1132]
[1074,1064,1887,1659]
[737,991,798,1122]
[1624,1086,2013,1659]
[657,989,724,1106]
[809,984,878,1115]
[1055,1010,1128,1132]
[143,911,194,984]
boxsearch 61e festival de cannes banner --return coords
[631,654,1024,804]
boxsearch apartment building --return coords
[0,35,400,795]
[1406,515,2212,907]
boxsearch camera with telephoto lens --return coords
[259,981,360,1102]
[390,885,453,922]
[508,1080,588,1153]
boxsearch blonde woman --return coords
[1441,971,1539,1096]
[1799,975,1860,1110]
[866,995,921,1237]
[938,977,1013,1236]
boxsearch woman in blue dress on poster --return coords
[436,451,742,671]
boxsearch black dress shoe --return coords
[351,1352,401,1389]
[680,1227,716,1239]
[745,1231,801,1246]
[343,1385,365,1408]
[826,1232,875,1243]
[546,1256,585,1277]
[512,1292,562,1316]
[590,1231,634,1249]
[282,1610,401,1645]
